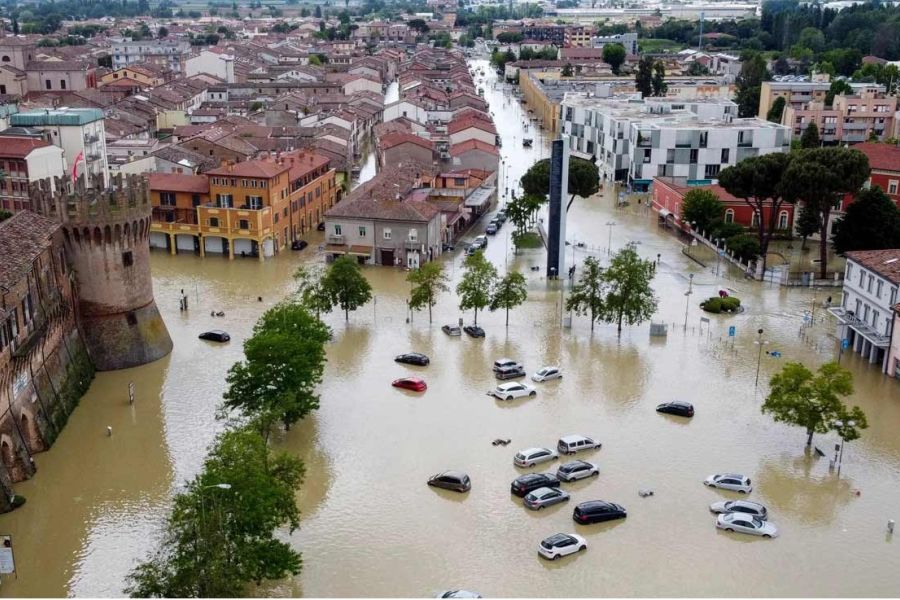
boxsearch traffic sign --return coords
[841,338,850,350]
[728,326,736,337]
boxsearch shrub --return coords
[711,221,745,240]
[727,235,761,262]
[720,296,741,312]
[701,297,722,313]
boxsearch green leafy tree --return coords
[157,25,168,38]
[293,265,333,318]
[735,51,769,118]
[681,188,724,235]
[635,55,653,97]
[782,147,870,278]
[651,61,667,96]
[520,157,599,211]
[223,301,330,431]
[566,256,606,331]
[407,262,449,323]
[496,31,523,43]
[596,246,657,334]
[125,426,305,597]
[763,362,866,447]
[766,96,786,123]
[718,152,793,275]
[561,62,574,77]
[800,122,820,148]
[602,43,626,74]
[456,251,498,324]
[795,203,820,250]
[489,271,528,326]
[825,79,853,107]
[321,256,373,321]
[408,18,429,34]
[832,187,900,255]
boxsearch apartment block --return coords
[757,79,884,121]
[111,39,192,73]
[782,91,898,144]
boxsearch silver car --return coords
[716,513,779,538]
[514,447,558,467]
[709,500,768,520]
[523,486,570,510]
[557,460,599,482]
[704,473,752,494]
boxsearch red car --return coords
[392,377,427,392]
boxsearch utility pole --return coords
[683,273,694,330]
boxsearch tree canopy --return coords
[602,43,626,74]
[735,52,769,118]
[800,122,821,148]
[766,96,786,123]
[321,256,373,321]
[681,188,724,235]
[407,262,449,323]
[635,56,653,97]
[520,157,599,211]
[832,186,900,255]
[595,246,658,333]
[566,256,606,332]
[489,271,528,326]
[456,251,498,324]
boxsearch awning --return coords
[465,186,495,208]
[325,244,371,256]
[658,208,671,218]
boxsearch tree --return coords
[407,262,449,323]
[825,79,853,106]
[126,426,305,597]
[795,203,821,250]
[566,256,606,331]
[314,4,322,17]
[635,56,653,97]
[489,271,528,326]
[800,122,820,148]
[408,18,429,34]
[561,62,574,77]
[596,246,657,334]
[832,187,900,255]
[496,31,523,43]
[321,256,373,321]
[782,148,870,278]
[157,25,168,38]
[223,300,329,431]
[763,362,866,447]
[456,251,498,324]
[718,152,793,275]
[308,54,323,66]
[651,61,667,96]
[520,157,599,211]
[766,96,786,123]
[735,52,769,118]
[293,265,333,318]
[681,188,724,235]
[602,43,626,75]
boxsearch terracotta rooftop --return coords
[845,249,900,285]
[206,158,289,179]
[380,132,434,151]
[449,139,499,156]
[148,173,209,195]
[851,142,900,173]
[0,211,59,290]
[0,136,52,158]
[448,116,496,135]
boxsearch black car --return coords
[199,330,230,343]
[464,325,485,338]
[428,471,471,493]
[656,401,695,418]
[495,365,526,380]
[573,500,627,524]
[291,239,308,251]
[510,473,561,497]
[316,222,325,231]
[395,352,430,366]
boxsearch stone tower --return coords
[30,173,172,370]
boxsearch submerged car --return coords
[392,377,427,392]
[491,382,536,400]
[523,486,570,510]
[531,366,562,382]
[557,435,601,455]
[395,352,430,366]
[464,325,485,338]
[493,358,521,372]
[436,592,482,599]
[442,325,462,336]
[716,513,778,538]
[427,471,471,493]
[557,460,599,482]
[656,401,695,417]
[495,365,526,380]
[572,500,627,524]
[538,533,586,560]
[704,473,752,494]
[486,223,498,235]
[709,500,768,520]
[510,473,561,497]
[199,330,230,342]
[514,447,558,467]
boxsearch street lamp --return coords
[714,238,722,278]
[832,420,856,477]
[683,273,694,330]
[754,328,769,387]
[605,221,616,254]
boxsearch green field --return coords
[637,38,685,54]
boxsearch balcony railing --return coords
[405,239,422,250]
[328,234,345,244]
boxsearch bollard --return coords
[889,520,895,534]
[106,426,112,437]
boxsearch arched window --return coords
[1,56,10,62]
[724,209,735,224]
[778,210,789,230]
[751,210,760,227]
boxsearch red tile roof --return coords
[148,173,210,194]
[448,116,496,135]
[0,136,52,158]
[0,211,59,290]
[851,142,900,173]
[449,139,499,157]
[845,249,900,285]
[380,132,434,151]
[206,159,289,179]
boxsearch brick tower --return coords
[30,173,172,370]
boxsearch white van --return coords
[557,435,601,455]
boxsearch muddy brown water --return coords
[2,60,899,598]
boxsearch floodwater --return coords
[2,59,900,597]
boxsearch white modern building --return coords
[10,108,109,186]
[591,32,638,55]
[185,49,236,83]
[560,95,791,188]
[829,249,900,372]
[112,39,192,73]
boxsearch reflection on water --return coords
[1,61,900,598]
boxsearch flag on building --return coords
[71,150,84,183]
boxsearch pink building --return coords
[783,91,898,144]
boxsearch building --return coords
[888,304,900,379]
[829,249,900,373]
[757,79,885,121]
[0,137,66,212]
[10,108,108,186]
[782,91,898,144]
[846,143,900,209]
[149,151,338,259]
[111,39,192,73]
[99,65,167,89]
[185,49,236,83]
[591,32,638,55]
[26,60,97,93]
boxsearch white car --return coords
[704,473,752,494]
[556,460,599,482]
[514,447,558,467]
[716,513,778,538]
[531,366,562,382]
[709,500,768,520]
[557,435,601,455]
[538,532,587,560]
[491,381,536,400]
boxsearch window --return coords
[721,148,730,163]
[855,298,861,315]
[45,79,52,90]
[122,251,133,267]
[1,56,8,62]
[872,310,879,327]
[358,226,367,237]
[160,191,177,206]
[751,210,760,227]
[454,178,466,186]
[891,287,897,305]
[409,228,418,241]
[209,217,219,227]
[704,164,720,177]
[192,194,201,207]
[666,149,675,163]
[877,280,883,298]
[239,219,249,230]
[859,271,865,287]
[643,148,651,163]
[868,275,874,293]
[60,80,66,90]
[778,210,789,229]
[689,149,698,164]
[216,194,233,208]
[0,85,6,95]
[383,228,392,240]
[889,180,898,195]
[334,224,342,235]
[699,131,708,148]
[22,293,34,324]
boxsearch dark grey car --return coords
[428,471,471,493]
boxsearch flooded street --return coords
[2,60,900,597]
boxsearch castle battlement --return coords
[29,173,151,226]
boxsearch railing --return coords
[327,234,345,244]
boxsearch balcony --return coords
[843,122,867,130]
[405,239,423,251]
[828,307,890,347]
[84,133,100,144]
[328,233,345,245]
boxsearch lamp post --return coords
[754,328,769,387]
[605,221,616,255]
[715,238,722,278]
[832,420,856,477]
[683,273,694,330]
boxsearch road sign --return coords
[728,326,736,337]
[0,535,15,575]
[700,317,710,324]
[841,338,850,350]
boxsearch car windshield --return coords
[751,518,763,528]
[515,453,525,460]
